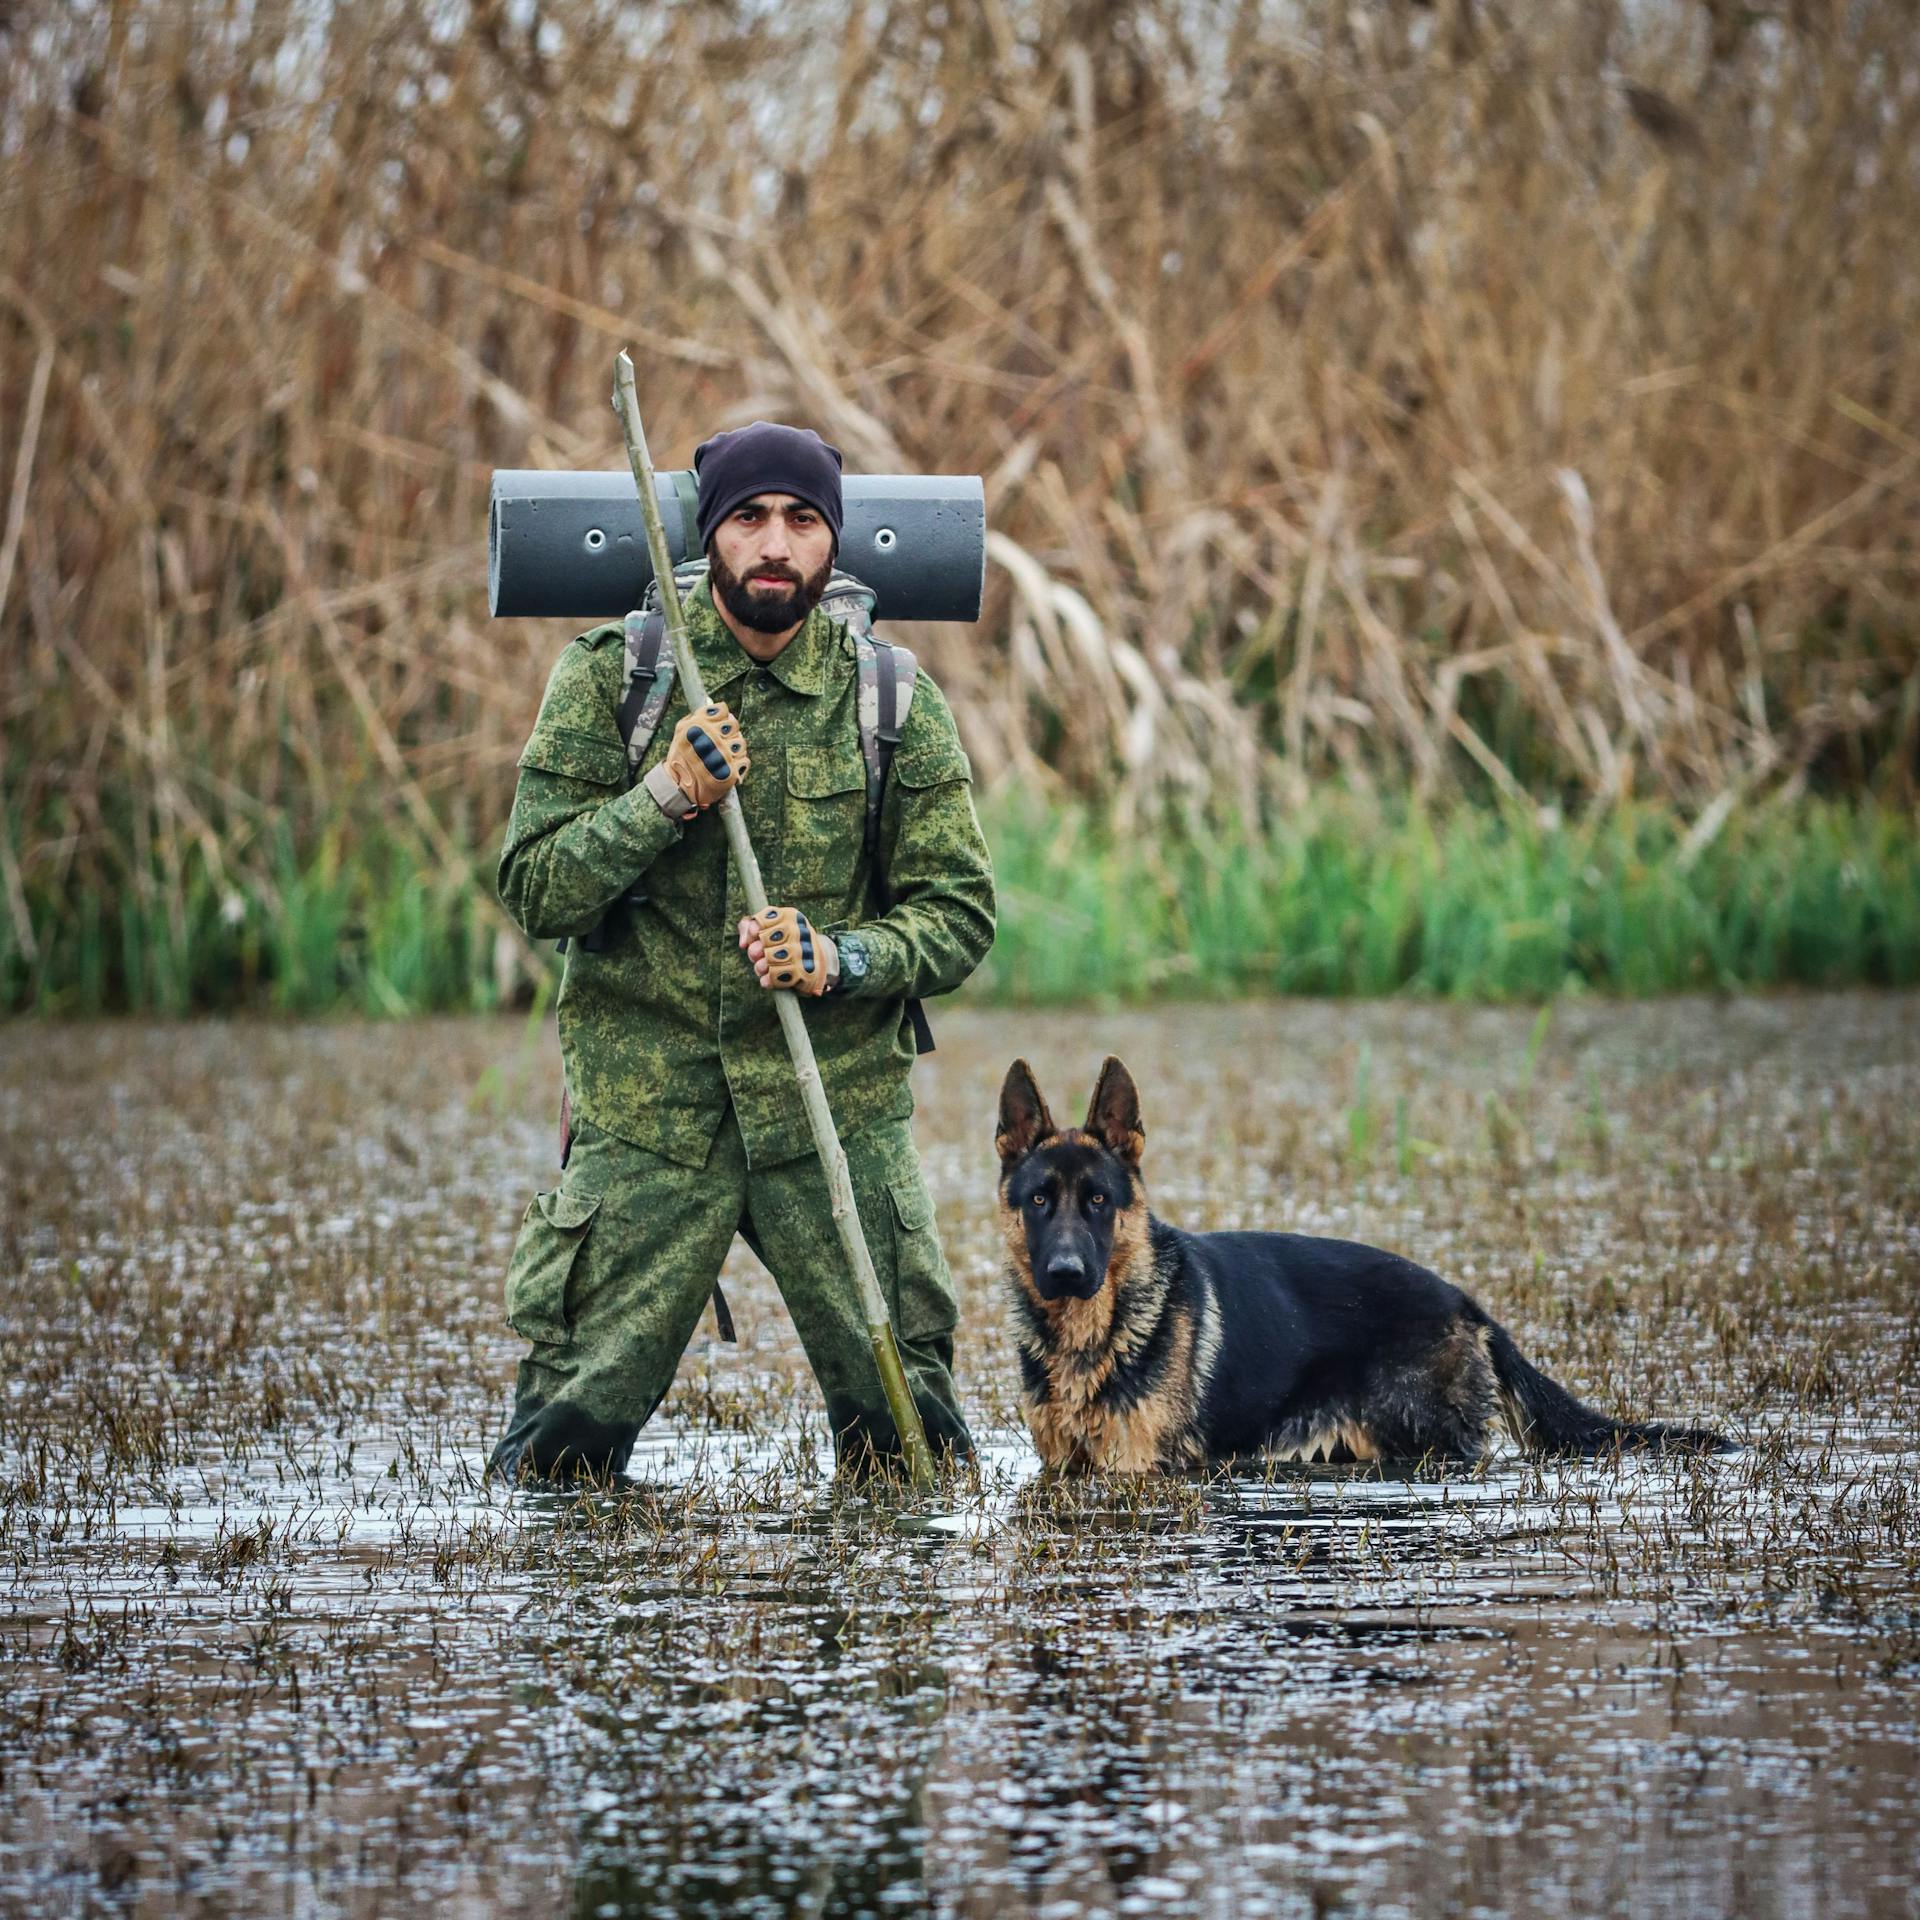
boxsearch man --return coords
[486,421,995,1484]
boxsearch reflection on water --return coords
[1,998,1916,1915]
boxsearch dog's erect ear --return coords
[1085,1056,1146,1165]
[997,1060,1056,1166]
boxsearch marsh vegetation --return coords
[2,999,1915,1913]
[4,1,1919,1010]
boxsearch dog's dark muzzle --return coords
[1038,1249,1105,1302]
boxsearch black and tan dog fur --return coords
[997,1057,1728,1474]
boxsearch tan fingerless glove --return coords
[658,702,749,813]
[757,906,837,995]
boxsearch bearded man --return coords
[486,422,994,1483]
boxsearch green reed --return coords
[976,793,1920,1005]
[4,794,1916,1015]
[6,825,506,1018]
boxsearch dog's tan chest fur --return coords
[997,1083,1212,1474]
[1018,1262,1206,1474]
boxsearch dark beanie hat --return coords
[693,422,845,549]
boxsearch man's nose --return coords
[757,519,792,560]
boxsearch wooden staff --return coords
[610,352,935,1491]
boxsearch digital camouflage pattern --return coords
[489,575,994,1478]
[487,1110,971,1481]
[497,576,996,1169]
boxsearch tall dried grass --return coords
[1,0,1917,993]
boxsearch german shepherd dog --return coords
[997,1057,1729,1473]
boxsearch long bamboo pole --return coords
[610,352,936,1491]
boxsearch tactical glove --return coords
[658,702,749,813]
[741,907,837,995]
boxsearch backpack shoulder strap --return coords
[571,601,677,955]
[850,626,932,1056]
[616,607,677,772]
[816,570,932,1051]
[852,631,917,864]
[617,554,708,773]
[875,638,917,747]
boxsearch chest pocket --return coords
[782,743,867,901]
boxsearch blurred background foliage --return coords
[1,0,1916,1009]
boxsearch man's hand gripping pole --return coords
[610,353,936,1491]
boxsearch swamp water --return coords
[1,997,1915,1918]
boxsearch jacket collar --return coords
[684,579,834,698]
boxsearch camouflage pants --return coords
[486,1107,972,1481]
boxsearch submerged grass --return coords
[5,793,1913,1015]
[0,1001,1915,1913]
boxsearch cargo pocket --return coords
[503,1186,603,1348]
[886,1167,958,1348]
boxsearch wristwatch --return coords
[831,931,870,994]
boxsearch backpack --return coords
[575,561,934,1057]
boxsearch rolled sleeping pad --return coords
[488,469,986,623]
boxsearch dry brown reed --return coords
[2,0,1917,963]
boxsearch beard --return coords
[710,548,834,633]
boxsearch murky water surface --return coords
[3,998,1917,1917]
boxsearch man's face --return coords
[708,493,835,635]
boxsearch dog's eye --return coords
[1087,1193,1108,1210]
[1028,1192,1049,1211]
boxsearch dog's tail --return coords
[1485,1321,1731,1456]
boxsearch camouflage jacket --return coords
[498,579,997,1169]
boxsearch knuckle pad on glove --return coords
[758,907,823,992]
[688,728,729,778]
[670,704,749,804]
